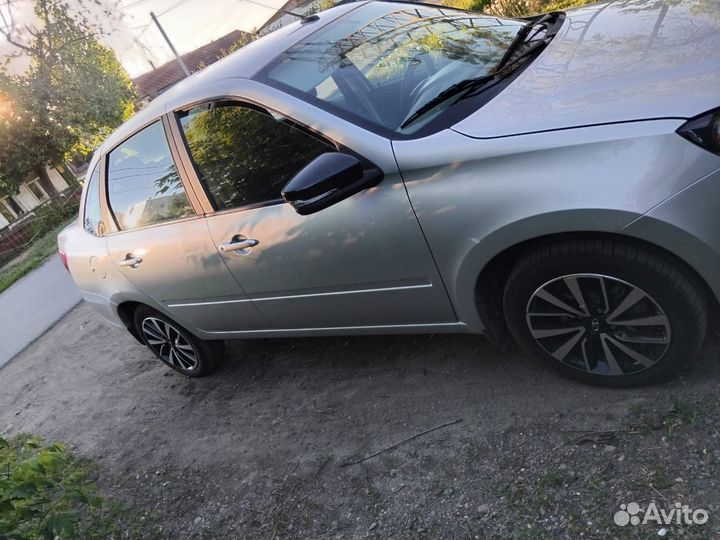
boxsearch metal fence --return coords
[0,187,82,268]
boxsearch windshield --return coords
[265,3,527,135]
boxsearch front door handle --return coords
[118,254,143,268]
[218,236,259,253]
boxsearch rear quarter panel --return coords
[59,221,151,328]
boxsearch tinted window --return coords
[178,103,333,210]
[107,121,193,230]
[83,165,102,235]
[265,3,525,134]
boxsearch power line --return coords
[239,0,306,19]
[150,10,190,76]
[122,0,195,26]
[120,0,155,10]
[125,0,195,57]
[157,0,196,17]
[120,0,155,9]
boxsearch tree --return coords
[440,0,491,11]
[306,0,337,15]
[0,0,134,198]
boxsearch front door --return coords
[104,119,265,333]
[174,101,456,331]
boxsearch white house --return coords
[0,167,71,229]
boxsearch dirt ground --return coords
[1,301,719,539]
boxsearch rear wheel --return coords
[134,306,223,377]
[502,240,707,386]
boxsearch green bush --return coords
[0,434,160,540]
[30,198,79,239]
[441,0,596,15]
[0,434,103,540]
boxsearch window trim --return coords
[79,157,99,235]
[27,181,48,203]
[81,163,102,236]
[101,117,204,236]
[166,96,354,218]
[4,196,24,216]
[0,198,17,221]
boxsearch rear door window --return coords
[106,121,193,230]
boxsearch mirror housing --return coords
[282,153,383,215]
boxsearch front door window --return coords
[177,102,334,210]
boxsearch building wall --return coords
[48,167,70,192]
[0,167,70,229]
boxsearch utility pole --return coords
[150,11,191,77]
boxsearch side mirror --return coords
[281,153,383,215]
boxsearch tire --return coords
[502,239,708,387]
[133,305,223,377]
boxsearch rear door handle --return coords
[218,236,259,253]
[118,255,143,268]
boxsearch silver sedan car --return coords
[59,0,720,386]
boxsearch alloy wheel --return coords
[141,317,199,371]
[525,274,671,376]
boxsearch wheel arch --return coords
[116,301,145,343]
[470,231,718,349]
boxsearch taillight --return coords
[58,251,70,272]
[677,107,720,155]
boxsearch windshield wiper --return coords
[400,73,498,129]
[495,13,554,72]
[400,13,561,130]
[400,35,552,130]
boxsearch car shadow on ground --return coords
[2,303,720,539]
[183,325,720,405]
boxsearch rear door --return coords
[104,118,265,333]
[170,100,456,331]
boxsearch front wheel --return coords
[134,305,223,377]
[502,240,708,387]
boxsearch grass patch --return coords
[0,220,74,294]
[538,470,565,488]
[664,400,697,434]
[0,433,158,540]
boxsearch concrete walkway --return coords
[0,256,81,368]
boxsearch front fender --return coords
[393,123,720,331]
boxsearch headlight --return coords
[677,107,720,155]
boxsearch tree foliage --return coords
[0,0,135,196]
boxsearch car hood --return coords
[452,0,720,138]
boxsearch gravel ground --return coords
[1,301,719,539]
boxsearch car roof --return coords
[97,0,369,155]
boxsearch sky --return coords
[0,0,289,77]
